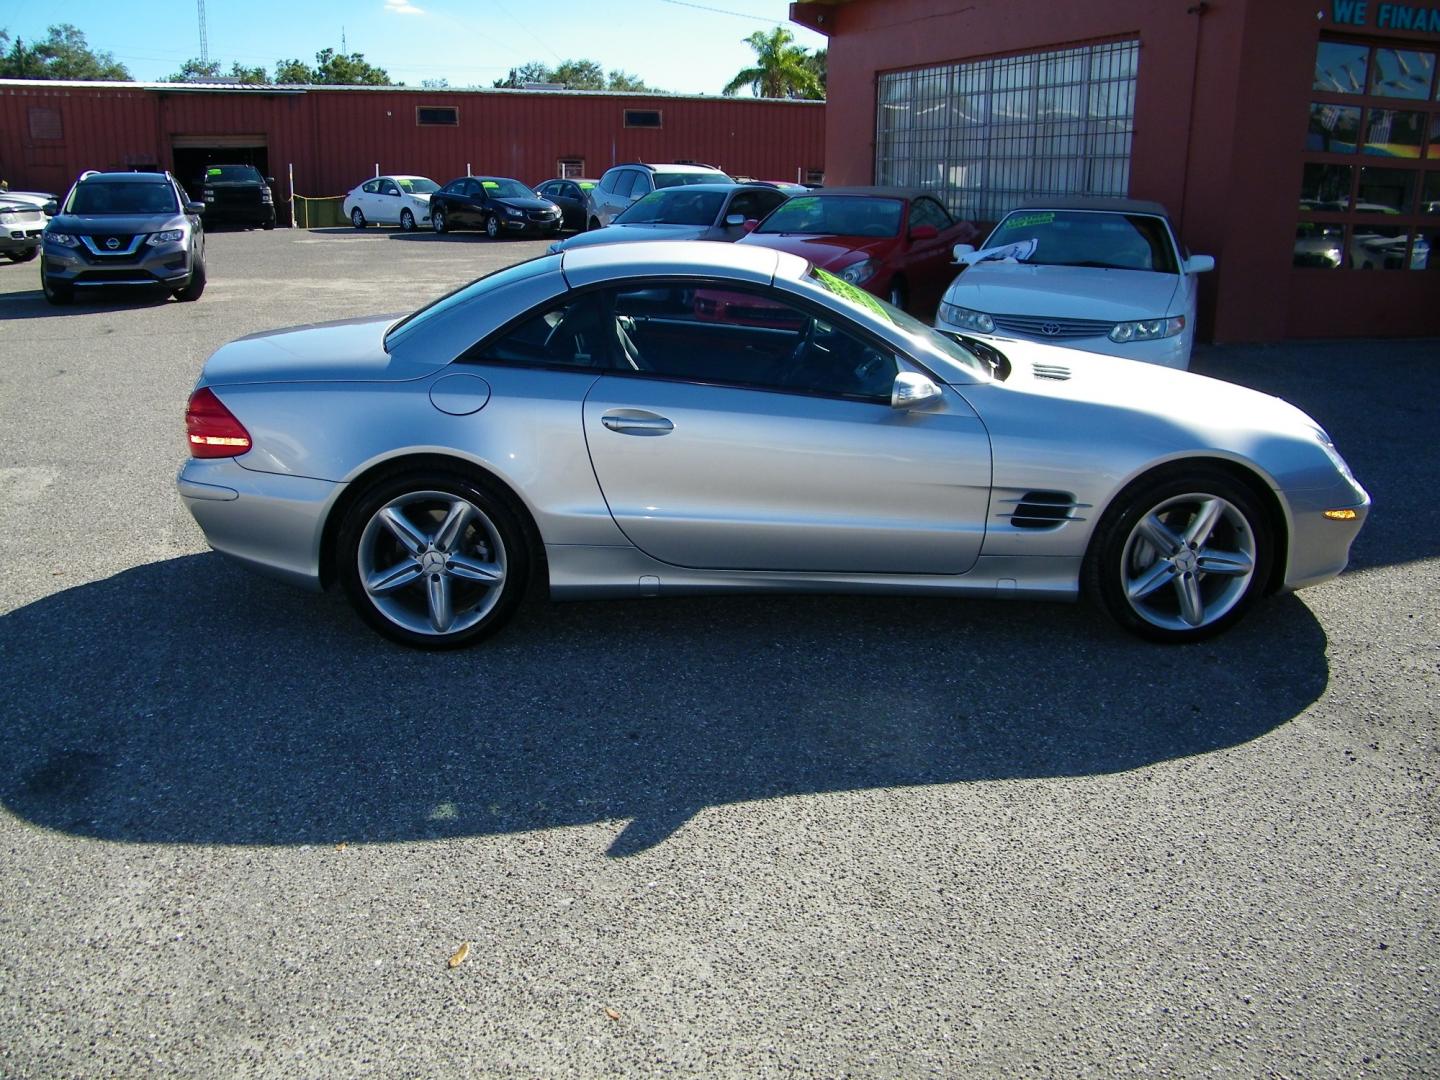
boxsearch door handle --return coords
[600,412,674,436]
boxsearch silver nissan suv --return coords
[583,161,733,229]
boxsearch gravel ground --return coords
[0,228,1435,1078]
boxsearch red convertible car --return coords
[734,187,979,316]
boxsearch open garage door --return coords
[171,135,269,199]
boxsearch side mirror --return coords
[910,224,939,240]
[724,213,746,227]
[43,200,59,216]
[891,371,944,410]
[1185,254,1215,274]
[952,243,976,262]
[265,177,276,186]
[742,218,759,233]
[185,201,206,214]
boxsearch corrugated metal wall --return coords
[0,82,825,204]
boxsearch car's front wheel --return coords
[431,208,448,234]
[400,209,416,232]
[173,258,206,302]
[5,248,38,263]
[338,470,530,649]
[41,261,74,305]
[1085,467,1272,643]
[485,215,502,239]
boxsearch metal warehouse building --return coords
[0,80,825,222]
[792,0,1440,341]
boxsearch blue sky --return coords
[0,0,827,94]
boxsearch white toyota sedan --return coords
[935,198,1214,369]
[342,175,439,232]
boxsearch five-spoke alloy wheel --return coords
[1087,468,1271,642]
[339,471,528,648]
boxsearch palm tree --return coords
[722,28,824,100]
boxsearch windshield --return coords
[983,210,1180,273]
[757,195,903,238]
[653,171,732,189]
[807,267,990,380]
[616,189,727,226]
[67,181,179,216]
[478,178,534,199]
[397,177,439,194]
[205,166,262,183]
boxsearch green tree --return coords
[312,47,393,85]
[274,58,311,83]
[166,58,221,82]
[722,27,822,100]
[228,62,269,84]
[420,77,450,89]
[493,60,556,88]
[0,23,129,80]
[551,59,604,89]
[606,69,649,92]
[805,47,826,93]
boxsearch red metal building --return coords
[792,0,1440,341]
[0,80,825,220]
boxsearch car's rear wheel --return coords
[351,208,366,229]
[338,470,529,649]
[1085,467,1271,643]
[173,259,206,302]
[400,209,416,232]
[485,215,502,239]
[5,248,38,263]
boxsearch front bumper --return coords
[178,457,341,591]
[499,216,562,235]
[43,242,193,289]
[934,318,1190,370]
[1,228,43,254]
[204,203,275,225]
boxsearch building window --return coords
[1298,36,1438,270]
[624,109,662,128]
[875,39,1138,223]
[28,106,63,141]
[557,158,585,178]
[416,106,459,126]
[805,168,825,185]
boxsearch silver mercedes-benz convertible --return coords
[178,242,1369,647]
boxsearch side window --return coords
[381,180,400,196]
[363,180,380,194]
[630,172,653,196]
[608,283,898,401]
[461,294,618,370]
[909,197,953,230]
[443,180,465,194]
[599,170,619,194]
[609,171,636,199]
[728,189,784,221]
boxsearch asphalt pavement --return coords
[0,228,1435,1077]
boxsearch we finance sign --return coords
[1331,0,1440,32]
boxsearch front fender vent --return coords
[1000,490,1086,529]
[1031,363,1072,381]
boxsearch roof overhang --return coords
[790,1,855,35]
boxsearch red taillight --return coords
[185,386,252,458]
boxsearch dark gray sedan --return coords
[548,183,790,254]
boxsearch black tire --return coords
[1084,466,1272,643]
[262,218,275,231]
[337,469,530,649]
[173,259,206,302]
[400,209,416,232]
[485,215,502,240]
[587,217,601,232]
[41,262,74,305]
[431,208,448,234]
[887,278,908,311]
[351,207,366,229]
[5,247,39,263]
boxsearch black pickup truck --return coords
[197,165,276,229]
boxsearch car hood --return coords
[973,336,1321,442]
[556,223,711,251]
[948,264,1183,319]
[198,315,426,386]
[493,196,555,212]
[50,212,188,234]
[739,232,895,268]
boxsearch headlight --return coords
[1313,426,1362,490]
[838,258,878,285]
[505,207,523,218]
[146,229,186,246]
[1109,316,1185,343]
[938,301,995,334]
[46,232,81,248]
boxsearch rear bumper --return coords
[178,458,342,591]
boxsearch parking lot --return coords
[0,228,1435,1077]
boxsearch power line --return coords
[658,0,788,22]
